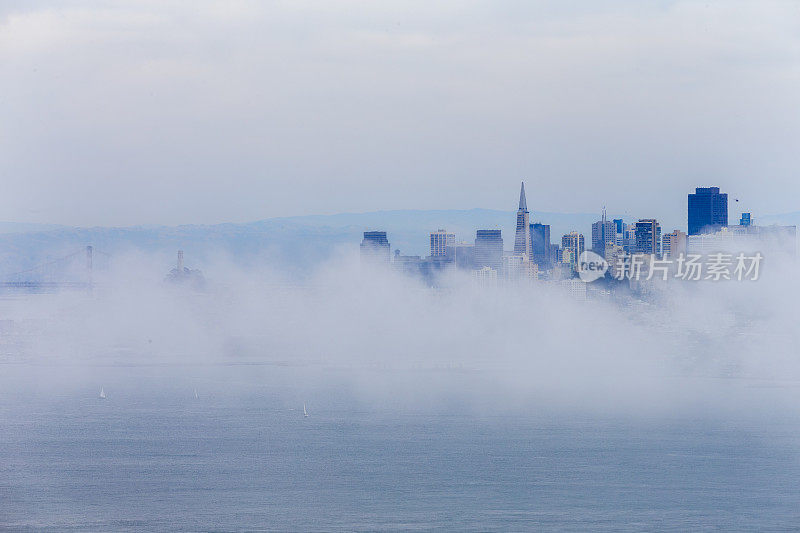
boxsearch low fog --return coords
[3,245,800,420]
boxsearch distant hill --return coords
[756,212,800,227]
[0,222,69,234]
[0,209,611,278]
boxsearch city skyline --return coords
[362,182,755,254]
[360,180,794,285]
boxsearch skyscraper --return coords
[623,225,637,253]
[688,187,728,235]
[430,229,455,257]
[474,230,503,271]
[634,219,661,256]
[591,208,615,256]
[549,243,560,265]
[530,222,551,268]
[561,232,584,269]
[611,218,624,247]
[451,242,475,270]
[513,182,532,259]
[360,231,390,262]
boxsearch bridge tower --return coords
[86,245,93,284]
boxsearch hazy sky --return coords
[2,1,799,227]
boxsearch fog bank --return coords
[2,248,800,418]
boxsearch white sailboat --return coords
[303,403,309,418]
[194,388,199,399]
[99,387,106,399]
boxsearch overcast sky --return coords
[2,0,799,228]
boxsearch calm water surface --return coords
[2,364,800,531]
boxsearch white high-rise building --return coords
[662,230,687,259]
[430,229,455,257]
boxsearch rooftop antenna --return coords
[601,206,608,247]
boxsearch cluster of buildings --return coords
[165,250,205,288]
[360,184,795,287]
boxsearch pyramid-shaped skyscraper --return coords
[513,182,532,259]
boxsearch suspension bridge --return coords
[0,246,111,292]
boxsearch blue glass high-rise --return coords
[688,187,728,235]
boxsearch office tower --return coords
[613,218,636,253]
[451,242,475,270]
[360,231,390,262]
[612,219,626,246]
[591,208,615,255]
[549,243,561,264]
[634,219,661,256]
[623,225,636,253]
[430,229,455,257]
[474,230,503,271]
[688,187,728,235]
[662,230,686,259]
[530,222,551,268]
[561,248,577,269]
[561,232,585,269]
[739,213,751,227]
[513,182,532,259]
